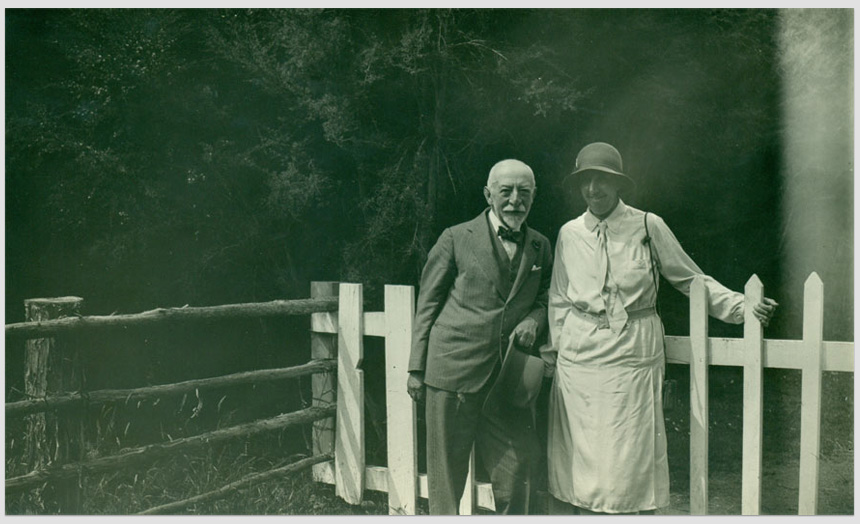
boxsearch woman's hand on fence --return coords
[752,297,779,327]
[407,372,426,403]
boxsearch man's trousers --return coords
[425,383,540,515]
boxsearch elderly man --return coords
[407,159,553,515]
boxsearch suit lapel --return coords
[507,227,538,303]
[468,210,506,301]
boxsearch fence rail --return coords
[664,337,852,371]
[5,297,339,340]
[6,359,336,417]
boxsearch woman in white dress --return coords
[545,142,777,514]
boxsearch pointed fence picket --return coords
[313,274,852,515]
[689,276,710,515]
[742,275,765,515]
[799,273,824,515]
[334,283,365,505]
[383,285,417,515]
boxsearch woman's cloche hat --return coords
[564,142,635,193]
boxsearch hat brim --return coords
[563,167,636,194]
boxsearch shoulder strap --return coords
[643,211,650,241]
[644,214,671,384]
[643,212,660,292]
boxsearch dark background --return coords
[5,9,788,325]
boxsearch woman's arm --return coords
[545,228,573,370]
[648,214,745,324]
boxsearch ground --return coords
[661,450,854,515]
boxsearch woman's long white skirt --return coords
[547,316,670,513]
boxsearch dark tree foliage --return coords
[6,8,786,347]
[7,9,594,315]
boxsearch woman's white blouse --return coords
[548,200,744,359]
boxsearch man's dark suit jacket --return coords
[409,209,553,394]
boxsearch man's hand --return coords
[752,297,779,327]
[407,372,426,403]
[510,317,538,348]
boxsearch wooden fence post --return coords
[689,276,710,515]
[335,283,365,504]
[742,275,764,515]
[311,282,338,483]
[798,273,824,515]
[384,285,417,515]
[23,296,85,514]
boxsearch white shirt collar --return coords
[583,199,628,232]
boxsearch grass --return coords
[6,431,391,515]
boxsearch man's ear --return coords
[483,186,492,205]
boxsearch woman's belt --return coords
[569,305,657,330]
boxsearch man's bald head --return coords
[483,159,537,230]
[487,159,535,188]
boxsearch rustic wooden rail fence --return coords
[5,274,854,515]
[4,286,341,515]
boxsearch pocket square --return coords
[531,265,541,271]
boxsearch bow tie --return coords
[497,225,523,243]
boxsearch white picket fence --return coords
[308,274,854,515]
